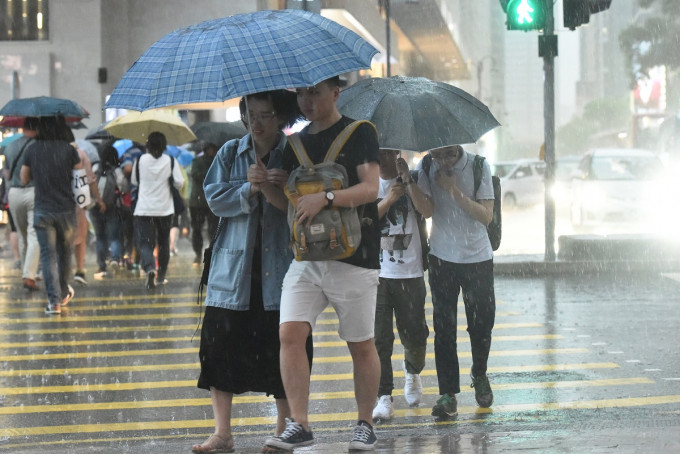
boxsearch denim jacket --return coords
[203,132,292,311]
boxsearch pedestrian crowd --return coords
[0,77,497,453]
[1,116,220,313]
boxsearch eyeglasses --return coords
[241,111,277,123]
[431,148,460,160]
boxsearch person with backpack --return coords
[90,145,125,280]
[131,132,184,290]
[265,76,382,452]
[407,144,497,419]
[371,148,430,422]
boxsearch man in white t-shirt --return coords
[410,144,496,419]
[371,149,430,421]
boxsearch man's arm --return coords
[396,158,433,218]
[20,165,31,186]
[434,169,493,225]
[293,161,379,226]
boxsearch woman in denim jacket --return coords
[193,90,309,454]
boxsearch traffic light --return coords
[505,0,546,31]
[563,0,612,30]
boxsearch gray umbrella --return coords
[337,76,501,152]
[190,121,247,148]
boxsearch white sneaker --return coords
[93,271,107,281]
[372,395,394,421]
[403,362,423,407]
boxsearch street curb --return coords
[494,257,680,276]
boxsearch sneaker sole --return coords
[265,439,314,450]
[431,407,458,419]
[45,307,61,315]
[348,441,377,450]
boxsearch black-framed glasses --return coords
[241,111,277,123]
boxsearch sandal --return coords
[191,434,234,453]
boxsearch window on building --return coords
[0,0,49,41]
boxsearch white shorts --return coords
[280,260,380,342]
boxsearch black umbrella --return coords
[86,122,115,140]
[337,76,501,152]
[190,121,247,148]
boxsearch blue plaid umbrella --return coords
[105,9,378,111]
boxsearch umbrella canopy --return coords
[0,133,23,148]
[190,121,247,147]
[337,76,501,152]
[113,139,134,157]
[105,9,378,111]
[75,139,100,165]
[0,96,89,119]
[165,146,194,167]
[104,110,196,146]
[86,122,115,141]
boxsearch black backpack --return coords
[421,153,502,251]
[97,166,120,208]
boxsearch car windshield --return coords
[590,155,662,181]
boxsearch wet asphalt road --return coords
[1,240,679,453]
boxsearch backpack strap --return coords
[9,138,34,183]
[287,134,314,168]
[472,155,485,199]
[324,120,377,163]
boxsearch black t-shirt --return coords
[283,116,381,269]
[23,140,80,213]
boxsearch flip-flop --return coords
[191,434,234,453]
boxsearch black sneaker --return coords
[73,271,88,285]
[470,373,494,408]
[431,393,458,419]
[146,271,156,290]
[348,420,377,451]
[264,418,314,450]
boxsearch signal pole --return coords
[541,0,557,261]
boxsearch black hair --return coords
[23,117,40,131]
[36,116,68,141]
[146,132,167,158]
[239,90,303,130]
[325,75,341,87]
[99,145,120,170]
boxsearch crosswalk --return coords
[0,271,676,452]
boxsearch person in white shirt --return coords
[371,149,430,422]
[131,132,184,289]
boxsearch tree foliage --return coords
[556,97,630,155]
[619,0,680,83]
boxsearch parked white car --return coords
[569,148,664,229]
[492,159,546,209]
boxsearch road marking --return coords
[0,322,544,337]
[0,333,564,349]
[2,393,678,438]
[0,378,654,412]
[0,362,620,378]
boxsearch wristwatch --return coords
[325,189,335,208]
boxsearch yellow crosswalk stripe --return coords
[0,362,619,378]
[0,347,587,362]
[2,393,678,438]
[0,333,564,349]
[0,378,654,412]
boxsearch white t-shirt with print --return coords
[378,176,423,279]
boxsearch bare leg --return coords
[274,398,291,435]
[347,339,381,424]
[279,321,312,429]
[192,387,234,452]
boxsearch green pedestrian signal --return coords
[505,0,546,31]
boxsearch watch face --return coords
[326,191,335,200]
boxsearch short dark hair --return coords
[239,90,303,130]
[146,132,167,158]
[23,117,40,131]
[325,75,341,87]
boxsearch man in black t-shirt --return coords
[21,117,82,314]
[265,76,381,452]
